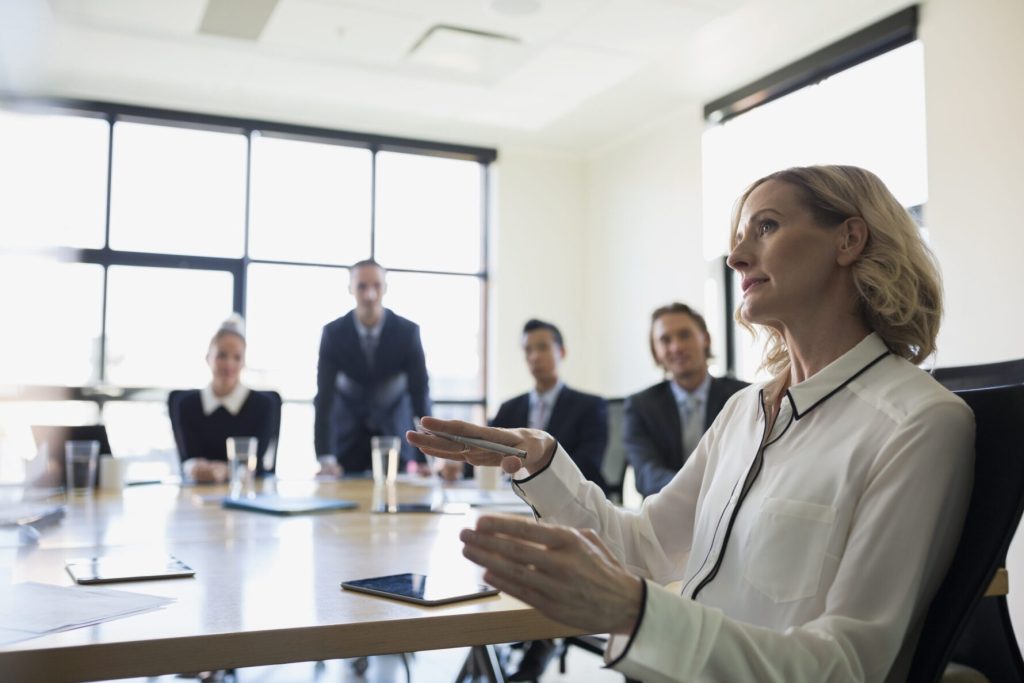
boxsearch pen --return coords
[418,428,528,460]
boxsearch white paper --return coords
[442,488,525,507]
[0,582,173,643]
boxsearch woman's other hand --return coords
[460,514,644,635]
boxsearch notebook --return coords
[222,495,358,515]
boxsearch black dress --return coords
[169,389,275,476]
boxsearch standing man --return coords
[625,302,747,497]
[315,259,431,474]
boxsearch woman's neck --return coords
[781,308,871,386]
[212,381,237,398]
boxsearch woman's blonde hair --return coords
[730,165,942,376]
[208,313,246,351]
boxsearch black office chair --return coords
[29,424,113,489]
[907,383,1024,682]
[930,358,1024,392]
[167,389,282,475]
[601,399,628,504]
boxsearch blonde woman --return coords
[409,166,974,682]
[170,315,275,483]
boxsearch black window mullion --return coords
[98,114,114,383]
[369,146,379,260]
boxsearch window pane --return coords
[0,401,101,484]
[249,135,372,264]
[434,403,485,425]
[275,401,316,480]
[0,110,108,249]
[101,400,177,457]
[245,264,348,400]
[374,152,483,273]
[0,257,103,385]
[702,41,927,260]
[384,272,483,400]
[105,266,233,387]
[109,121,247,257]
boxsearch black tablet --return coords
[341,573,499,606]
[65,554,195,584]
[223,495,358,515]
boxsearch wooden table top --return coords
[0,479,583,682]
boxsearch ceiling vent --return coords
[199,0,278,41]
[406,25,524,83]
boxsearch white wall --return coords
[920,0,1024,638]
[488,148,588,412]
[579,105,709,398]
[922,0,1024,366]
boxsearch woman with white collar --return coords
[409,165,975,682]
[171,314,274,484]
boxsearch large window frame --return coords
[0,98,496,470]
[701,8,921,377]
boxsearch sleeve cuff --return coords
[604,578,648,668]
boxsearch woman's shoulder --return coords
[855,354,973,424]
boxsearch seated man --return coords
[625,302,747,497]
[490,318,610,681]
[491,318,609,491]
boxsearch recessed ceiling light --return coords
[490,0,541,17]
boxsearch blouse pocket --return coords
[743,497,836,603]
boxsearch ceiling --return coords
[1,0,916,154]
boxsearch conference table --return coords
[0,478,585,682]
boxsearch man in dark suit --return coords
[314,260,431,474]
[486,319,609,682]
[625,302,747,497]
[490,319,609,491]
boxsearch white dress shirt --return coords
[512,333,975,682]
[529,381,564,431]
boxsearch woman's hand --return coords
[406,416,556,477]
[460,514,644,636]
[189,458,229,484]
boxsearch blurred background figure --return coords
[169,314,276,483]
[315,260,432,476]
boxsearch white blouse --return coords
[512,333,975,682]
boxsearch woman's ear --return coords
[837,217,868,266]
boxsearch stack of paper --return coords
[0,582,173,646]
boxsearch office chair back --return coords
[931,357,1024,391]
[906,383,1024,682]
[167,389,282,475]
[601,399,627,503]
[29,424,113,489]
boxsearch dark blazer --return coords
[491,386,609,492]
[625,375,748,497]
[314,308,431,472]
[169,389,276,475]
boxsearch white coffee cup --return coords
[476,465,501,491]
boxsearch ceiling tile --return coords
[261,0,429,64]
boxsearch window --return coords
[0,101,495,481]
[104,266,234,387]
[702,39,927,381]
[375,151,484,274]
[0,110,108,249]
[110,121,248,257]
[248,134,372,265]
[0,257,103,386]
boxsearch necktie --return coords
[362,331,377,370]
[681,394,703,456]
[531,398,548,430]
